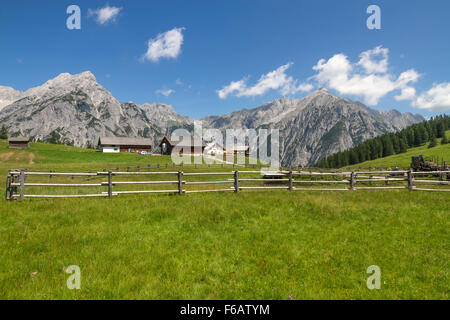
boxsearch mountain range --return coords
[0,71,424,167]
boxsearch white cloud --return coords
[217,79,247,99]
[396,69,420,87]
[142,27,185,62]
[217,46,447,112]
[217,63,313,99]
[358,46,389,74]
[88,5,122,25]
[413,83,450,111]
[312,46,420,106]
[156,88,175,97]
[395,87,416,101]
[296,83,315,92]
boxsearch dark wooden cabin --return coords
[159,136,206,155]
[8,137,30,149]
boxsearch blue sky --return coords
[1,0,449,118]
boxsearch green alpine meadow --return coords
[0,140,448,299]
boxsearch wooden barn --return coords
[8,137,30,149]
[159,136,206,155]
[98,137,153,153]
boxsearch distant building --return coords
[204,142,225,155]
[227,145,250,157]
[8,137,30,149]
[98,137,153,153]
[159,136,206,155]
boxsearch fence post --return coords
[289,171,293,191]
[350,171,355,190]
[178,171,183,195]
[20,170,25,201]
[10,173,16,197]
[408,170,414,191]
[234,170,239,193]
[108,171,113,198]
[5,172,11,201]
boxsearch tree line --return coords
[314,115,450,168]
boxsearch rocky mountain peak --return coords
[0,86,24,110]
[306,87,336,101]
[30,71,97,92]
[141,103,176,113]
[21,71,116,109]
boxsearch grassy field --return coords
[346,130,450,170]
[0,140,448,299]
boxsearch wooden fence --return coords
[5,169,450,201]
[86,162,264,173]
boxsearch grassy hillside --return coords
[0,140,262,171]
[346,130,450,169]
[0,140,174,167]
[0,141,448,299]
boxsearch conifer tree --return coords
[428,136,438,148]
[0,125,8,139]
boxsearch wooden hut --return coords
[159,136,206,155]
[8,137,30,149]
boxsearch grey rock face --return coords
[0,72,424,166]
[0,86,24,110]
[202,88,424,167]
[0,72,166,147]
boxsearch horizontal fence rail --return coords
[5,169,450,201]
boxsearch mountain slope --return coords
[203,88,424,166]
[0,72,170,147]
[0,86,24,110]
[344,130,450,169]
